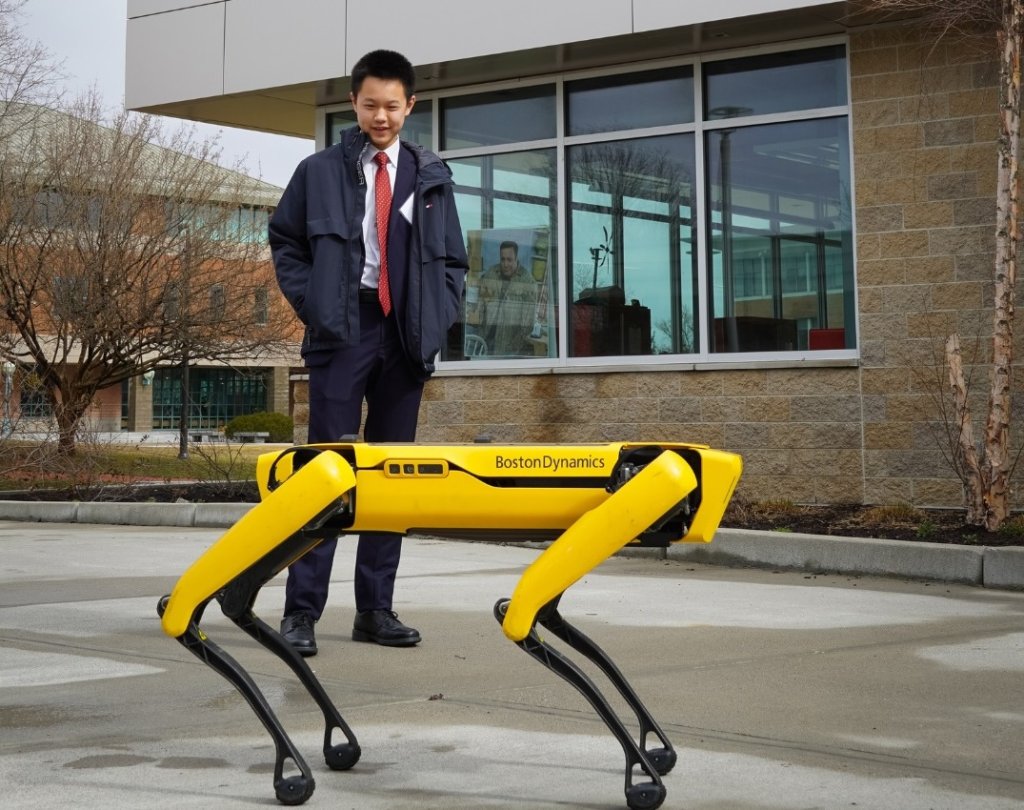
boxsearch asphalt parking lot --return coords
[1,521,1023,809]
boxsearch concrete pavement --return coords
[1,521,1023,809]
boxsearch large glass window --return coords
[151,367,269,430]
[567,67,694,135]
[706,116,853,352]
[704,45,848,120]
[322,41,855,369]
[444,150,557,360]
[441,86,556,149]
[567,135,697,357]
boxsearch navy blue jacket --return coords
[269,126,467,380]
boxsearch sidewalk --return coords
[0,498,1021,590]
[1,521,1023,809]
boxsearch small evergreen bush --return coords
[224,411,294,443]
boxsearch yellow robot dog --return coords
[158,440,741,809]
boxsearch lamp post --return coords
[708,106,752,351]
[2,360,15,437]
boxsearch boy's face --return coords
[351,76,415,150]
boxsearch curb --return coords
[0,500,253,530]
[0,501,1020,591]
[671,529,987,584]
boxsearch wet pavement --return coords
[1,521,1023,809]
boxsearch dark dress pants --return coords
[283,299,424,620]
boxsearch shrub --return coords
[861,503,925,527]
[224,411,294,443]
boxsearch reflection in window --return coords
[706,117,854,352]
[567,66,694,136]
[567,135,697,358]
[441,86,556,149]
[704,45,847,120]
[446,150,557,361]
[327,102,433,149]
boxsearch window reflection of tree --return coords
[456,152,556,231]
[707,119,851,351]
[569,138,696,355]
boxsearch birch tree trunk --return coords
[947,0,1021,531]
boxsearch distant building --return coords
[0,102,300,438]
[124,1,1021,506]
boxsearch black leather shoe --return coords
[352,610,421,647]
[280,612,317,657]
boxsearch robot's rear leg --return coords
[537,603,676,776]
[159,596,316,806]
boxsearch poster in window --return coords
[464,227,553,358]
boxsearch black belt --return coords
[358,288,379,304]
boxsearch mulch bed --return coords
[721,501,1023,547]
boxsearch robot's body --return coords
[159,441,742,809]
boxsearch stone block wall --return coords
[850,20,1021,508]
[415,367,865,504]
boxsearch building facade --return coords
[124,0,1023,507]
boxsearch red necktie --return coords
[374,151,392,316]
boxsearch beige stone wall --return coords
[416,368,865,504]
[291,372,310,445]
[289,20,1020,510]
[851,20,1020,508]
[126,377,154,432]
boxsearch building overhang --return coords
[126,1,903,140]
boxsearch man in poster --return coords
[478,240,537,356]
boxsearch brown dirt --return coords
[0,480,259,504]
[722,499,1024,547]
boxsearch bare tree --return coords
[0,1,59,112]
[858,0,1021,530]
[0,91,298,453]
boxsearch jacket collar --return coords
[341,125,452,190]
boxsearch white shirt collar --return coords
[363,139,401,168]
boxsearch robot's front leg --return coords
[494,598,667,810]
[227,604,362,772]
[494,449,699,810]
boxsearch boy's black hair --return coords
[351,50,416,99]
